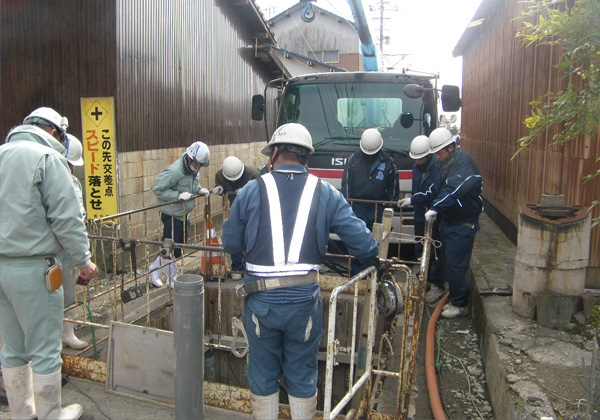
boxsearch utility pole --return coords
[368,0,409,71]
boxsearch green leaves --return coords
[516,0,600,223]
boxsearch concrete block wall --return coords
[113,141,267,243]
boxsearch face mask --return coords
[416,156,432,173]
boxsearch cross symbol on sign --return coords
[91,107,103,121]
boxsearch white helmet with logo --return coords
[261,123,314,156]
[23,107,69,144]
[64,134,84,166]
[409,135,431,159]
[222,156,245,181]
[186,141,210,166]
[360,128,383,155]
[429,127,456,154]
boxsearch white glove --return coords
[178,192,192,201]
[398,197,411,208]
[198,187,209,196]
[235,188,242,194]
[425,209,438,223]
[212,185,224,195]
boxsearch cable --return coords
[62,375,113,420]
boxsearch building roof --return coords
[268,2,356,29]
[452,0,495,57]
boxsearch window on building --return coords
[307,50,339,63]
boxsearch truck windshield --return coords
[278,82,431,153]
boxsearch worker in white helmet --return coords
[0,107,98,420]
[212,156,260,280]
[399,135,445,303]
[341,128,399,274]
[152,141,210,261]
[57,134,89,350]
[425,127,483,319]
[222,123,379,420]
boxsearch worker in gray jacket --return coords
[0,107,98,420]
[152,141,210,259]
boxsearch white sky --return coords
[256,0,482,91]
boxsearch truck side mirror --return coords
[441,85,461,112]
[251,94,265,121]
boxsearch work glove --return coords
[212,186,224,195]
[398,197,411,208]
[364,256,381,270]
[425,209,438,223]
[198,187,209,196]
[178,192,192,201]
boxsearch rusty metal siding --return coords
[0,0,117,139]
[460,0,600,267]
[115,0,272,153]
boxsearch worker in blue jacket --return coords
[425,128,483,319]
[341,128,399,231]
[222,123,379,420]
[342,128,398,274]
[398,135,445,303]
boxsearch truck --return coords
[252,1,462,246]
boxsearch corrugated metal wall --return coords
[1,0,273,151]
[0,0,117,138]
[460,0,600,270]
[116,0,271,152]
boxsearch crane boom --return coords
[347,0,379,71]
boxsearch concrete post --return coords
[512,204,591,326]
[174,274,205,420]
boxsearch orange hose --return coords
[425,292,449,420]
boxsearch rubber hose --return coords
[425,292,449,420]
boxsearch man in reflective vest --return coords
[223,123,379,420]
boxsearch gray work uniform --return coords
[0,125,92,374]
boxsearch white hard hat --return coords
[222,156,245,181]
[409,135,431,159]
[23,107,69,143]
[64,134,84,166]
[261,123,314,156]
[186,141,210,166]
[360,128,383,155]
[429,127,456,154]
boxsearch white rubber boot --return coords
[1,363,36,419]
[289,392,317,420]
[62,322,88,350]
[33,370,82,420]
[251,391,279,420]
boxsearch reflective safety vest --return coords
[245,173,321,277]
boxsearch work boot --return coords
[33,369,82,420]
[289,392,317,420]
[425,284,446,303]
[2,363,36,419]
[62,322,88,350]
[250,391,279,420]
[441,303,470,319]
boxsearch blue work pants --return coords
[0,257,63,374]
[244,295,322,398]
[439,222,478,307]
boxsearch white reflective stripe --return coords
[288,175,318,264]
[246,262,319,276]
[262,174,285,265]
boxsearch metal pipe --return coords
[174,274,205,420]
